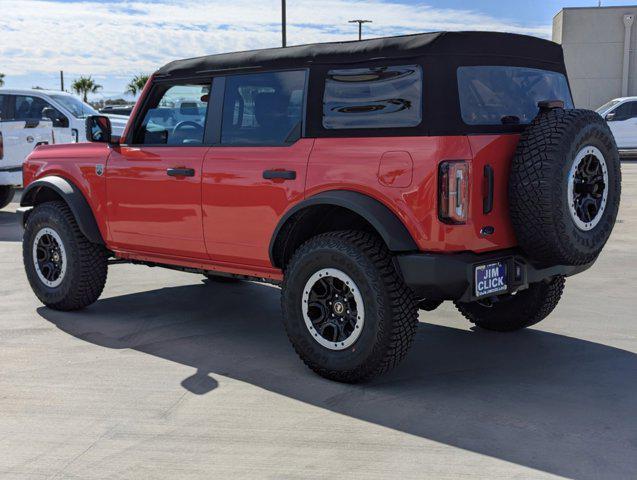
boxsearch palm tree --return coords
[71,76,102,102]
[0,73,5,87]
[126,74,150,96]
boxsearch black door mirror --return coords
[86,115,112,143]
[605,112,617,122]
[42,107,69,128]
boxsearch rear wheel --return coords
[0,186,15,209]
[23,201,108,311]
[281,231,418,382]
[454,276,565,332]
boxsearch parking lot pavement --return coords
[1,166,636,480]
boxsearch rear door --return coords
[106,81,212,259]
[202,70,311,268]
[607,101,637,148]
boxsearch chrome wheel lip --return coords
[567,145,609,231]
[32,227,67,288]
[301,268,365,351]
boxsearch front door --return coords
[608,100,637,148]
[12,94,74,144]
[106,81,212,259]
[202,70,311,268]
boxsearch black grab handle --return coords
[167,168,195,177]
[263,170,296,180]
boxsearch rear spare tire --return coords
[509,108,621,266]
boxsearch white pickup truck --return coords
[0,120,53,209]
[0,89,128,143]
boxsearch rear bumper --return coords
[396,249,594,302]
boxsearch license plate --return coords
[474,261,508,298]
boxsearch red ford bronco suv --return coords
[19,32,621,382]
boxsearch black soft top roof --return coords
[156,31,565,78]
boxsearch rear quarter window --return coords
[323,65,422,129]
[457,66,574,126]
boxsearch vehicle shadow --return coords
[0,210,22,242]
[38,280,637,480]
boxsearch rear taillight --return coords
[439,160,469,224]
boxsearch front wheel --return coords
[454,276,566,332]
[23,201,108,311]
[281,231,418,383]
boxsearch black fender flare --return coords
[269,190,418,267]
[20,176,105,245]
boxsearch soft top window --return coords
[323,65,422,130]
[457,66,573,126]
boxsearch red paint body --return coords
[24,130,520,282]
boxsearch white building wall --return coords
[553,6,637,109]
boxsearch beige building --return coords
[553,5,637,109]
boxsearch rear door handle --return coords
[167,168,195,177]
[263,169,296,180]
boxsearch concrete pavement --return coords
[1,167,636,479]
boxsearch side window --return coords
[136,84,210,145]
[0,95,8,120]
[14,95,63,122]
[611,101,637,121]
[220,70,307,146]
[322,65,422,130]
[457,66,574,125]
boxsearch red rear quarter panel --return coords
[307,134,520,253]
[24,143,111,241]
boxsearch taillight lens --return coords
[439,160,469,224]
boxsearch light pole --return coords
[349,19,372,41]
[282,0,287,47]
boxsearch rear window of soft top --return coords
[457,66,574,126]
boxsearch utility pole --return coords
[349,19,372,41]
[281,0,287,47]
[60,70,64,91]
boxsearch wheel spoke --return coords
[302,269,365,350]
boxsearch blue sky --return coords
[0,0,633,99]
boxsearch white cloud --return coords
[0,0,551,78]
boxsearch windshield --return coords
[50,94,98,119]
[596,99,620,114]
[457,66,574,126]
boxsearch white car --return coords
[0,89,127,143]
[0,119,53,208]
[597,96,637,151]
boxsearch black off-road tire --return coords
[0,186,15,209]
[509,108,621,266]
[454,276,565,332]
[23,201,108,311]
[281,231,418,383]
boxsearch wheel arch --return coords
[20,176,105,245]
[269,190,418,269]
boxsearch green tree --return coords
[71,75,102,102]
[0,73,5,87]
[126,74,150,96]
